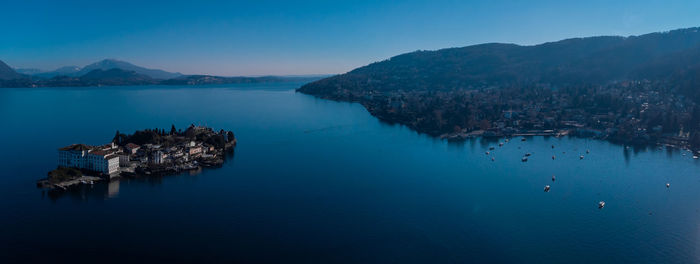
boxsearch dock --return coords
[37,176,103,190]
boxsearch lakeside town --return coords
[306,80,700,153]
[37,125,236,192]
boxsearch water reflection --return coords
[45,181,111,201]
[107,179,120,198]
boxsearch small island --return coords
[37,124,236,192]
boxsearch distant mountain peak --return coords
[78,59,181,79]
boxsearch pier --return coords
[37,176,103,190]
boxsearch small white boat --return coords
[666,183,670,188]
[499,142,504,146]
[586,149,590,154]
[522,156,528,162]
[598,201,605,209]
[694,155,699,159]
[544,185,550,192]
[552,155,556,160]
[491,157,495,161]
[579,155,584,160]
[521,138,527,142]
[485,151,490,155]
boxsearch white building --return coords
[58,144,90,169]
[152,150,165,164]
[87,150,120,174]
[58,144,120,175]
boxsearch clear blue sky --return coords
[1,0,698,76]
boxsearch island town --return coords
[37,125,236,192]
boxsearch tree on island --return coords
[113,130,121,144]
[226,131,235,142]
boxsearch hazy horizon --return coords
[2,0,699,76]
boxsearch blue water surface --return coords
[1,83,700,263]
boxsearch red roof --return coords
[90,150,109,156]
[90,149,118,156]
[59,144,91,151]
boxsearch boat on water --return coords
[552,155,556,160]
[544,185,550,192]
[521,156,528,162]
[521,137,527,141]
[485,151,490,155]
[694,155,699,159]
[666,183,670,188]
[579,155,584,160]
[489,146,495,150]
[499,142,504,146]
[552,175,556,181]
[525,153,532,157]
[599,201,605,209]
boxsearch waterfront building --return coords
[57,144,120,175]
[87,150,120,174]
[58,144,91,169]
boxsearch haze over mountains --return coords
[0,59,323,87]
[5,59,181,79]
[76,59,181,79]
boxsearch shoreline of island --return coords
[37,124,236,193]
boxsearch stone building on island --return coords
[58,143,120,175]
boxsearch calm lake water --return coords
[1,83,700,263]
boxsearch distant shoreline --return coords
[0,73,324,89]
